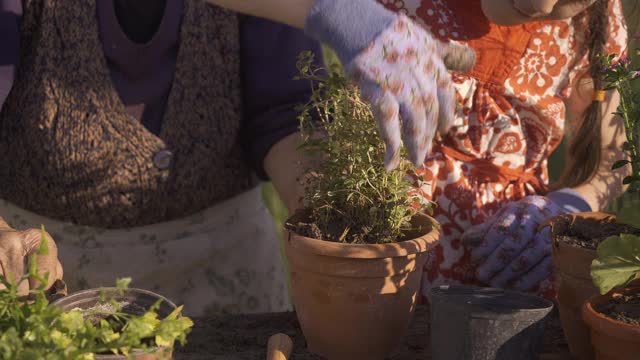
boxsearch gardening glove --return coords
[304,0,476,171]
[512,0,598,19]
[0,217,63,296]
[461,189,591,292]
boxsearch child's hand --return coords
[462,196,561,291]
[461,190,591,291]
[305,0,475,170]
[513,0,598,19]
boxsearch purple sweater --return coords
[0,0,322,180]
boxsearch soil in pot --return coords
[284,212,439,360]
[582,288,640,360]
[550,212,640,360]
[598,292,640,326]
[289,208,420,245]
[554,214,640,250]
[430,285,554,360]
[52,288,178,360]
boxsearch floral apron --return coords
[379,0,628,299]
[0,186,291,317]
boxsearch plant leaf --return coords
[591,234,640,294]
[612,159,630,170]
[115,278,132,296]
[38,225,49,256]
[623,175,640,185]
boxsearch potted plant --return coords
[0,227,193,359]
[283,52,440,360]
[549,54,640,360]
[582,221,640,359]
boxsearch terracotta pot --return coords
[284,213,439,360]
[582,287,640,360]
[52,288,178,359]
[549,212,616,360]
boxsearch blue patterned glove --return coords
[461,189,591,291]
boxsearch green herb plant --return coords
[602,54,640,191]
[291,51,433,244]
[0,227,193,360]
[591,54,640,295]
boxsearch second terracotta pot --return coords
[284,213,439,360]
[582,287,640,360]
[549,212,615,360]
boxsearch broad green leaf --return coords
[591,234,640,294]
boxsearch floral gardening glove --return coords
[304,0,476,171]
[460,189,591,292]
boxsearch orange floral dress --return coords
[378,0,628,298]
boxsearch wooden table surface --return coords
[174,305,572,360]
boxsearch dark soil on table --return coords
[555,217,640,250]
[174,304,570,360]
[597,293,640,326]
[175,310,322,360]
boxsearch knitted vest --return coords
[0,0,257,228]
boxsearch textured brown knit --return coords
[0,0,258,228]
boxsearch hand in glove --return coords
[461,189,591,291]
[305,0,476,171]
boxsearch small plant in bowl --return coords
[0,227,193,359]
[283,52,440,360]
[578,55,640,360]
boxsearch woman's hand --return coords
[461,190,591,291]
[0,218,63,295]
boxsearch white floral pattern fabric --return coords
[0,187,290,317]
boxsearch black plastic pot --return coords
[430,285,554,360]
[51,288,178,360]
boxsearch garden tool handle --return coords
[266,333,293,360]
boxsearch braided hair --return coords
[556,0,610,188]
